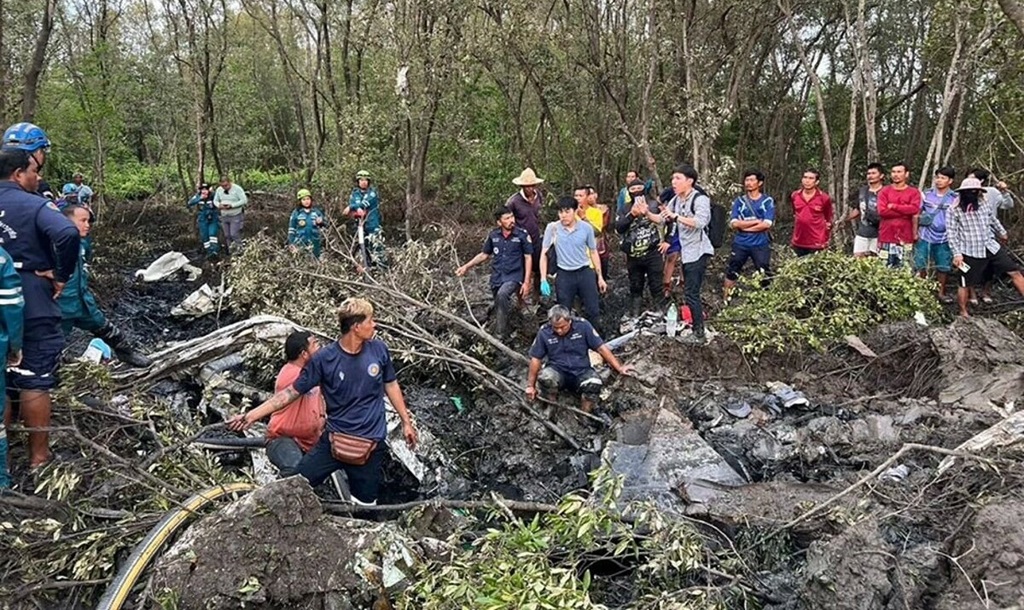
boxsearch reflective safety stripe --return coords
[0,287,21,296]
[0,297,24,306]
[13,262,22,269]
[6,366,49,378]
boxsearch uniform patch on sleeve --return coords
[46,202,60,211]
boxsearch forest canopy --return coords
[2,0,1023,224]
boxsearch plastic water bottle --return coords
[81,338,112,363]
[665,305,679,337]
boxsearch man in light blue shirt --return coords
[539,197,605,333]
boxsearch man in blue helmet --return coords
[0,123,81,471]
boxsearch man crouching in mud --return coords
[228,298,418,505]
[525,305,633,425]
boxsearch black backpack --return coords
[688,186,728,249]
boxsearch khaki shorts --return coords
[853,236,878,255]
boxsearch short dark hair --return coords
[935,166,956,180]
[218,175,231,183]
[803,168,820,180]
[743,168,765,183]
[0,149,32,179]
[573,185,594,194]
[494,207,513,220]
[284,331,313,361]
[969,168,991,183]
[673,164,698,182]
[891,162,909,172]
[556,196,577,210]
[866,162,885,173]
[62,204,88,219]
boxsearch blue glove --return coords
[540,279,551,297]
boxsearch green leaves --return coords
[717,251,942,355]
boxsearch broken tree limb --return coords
[292,269,529,365]
[937,409,1024,474]
[322,497,560,515]
[781,443,994,532]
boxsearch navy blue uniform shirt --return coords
[293,339,397,441]
[482,226,533,288]
[0,181,80,321]
[529,318,605,377]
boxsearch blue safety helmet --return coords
[62,183,78,195]
[2,122,51,152]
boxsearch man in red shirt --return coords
[265,331,326,476]
[877,162,922,269]
[790,168,833,257]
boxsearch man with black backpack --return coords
[723,169,775,300]
[847,162,885,258]
[663,165,715,344]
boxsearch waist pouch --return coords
[329,431,378,465]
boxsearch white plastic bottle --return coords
[665,305,679,337]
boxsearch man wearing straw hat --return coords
[506,168,545,290]
[948,176,1024,318]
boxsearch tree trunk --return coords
[21,0,58,121]
[997,0,1024,38]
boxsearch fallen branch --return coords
[322,497,559,514]
[937,410,1024,474]
[782,443,993,532]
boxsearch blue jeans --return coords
[266,437,304,477]
[296,432,386,503]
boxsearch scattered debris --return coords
[135,251,202,282]
[844,335,878,358]
[171,283,231,318]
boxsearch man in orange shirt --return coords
[266,331,326,476]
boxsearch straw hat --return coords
[956,177,984,192]
[512,167,544,186]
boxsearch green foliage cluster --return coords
[397,470,742,610]
[717,251,942,354]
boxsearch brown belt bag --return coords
[329,432,378,465]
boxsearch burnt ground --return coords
[9,194,1024,608]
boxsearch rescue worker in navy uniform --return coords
[187,183,220,258]
[0,123,80,471]
[526,305,633,421]
[455,207,534,338]
[60,205,152,367]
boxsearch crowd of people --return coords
[3,118,1021,505]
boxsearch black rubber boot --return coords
[95,323,153,368]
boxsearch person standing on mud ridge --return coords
[344,170,384,270]
[877,162,922,270]
[662,164,713,344]
[506,168,545,292]
[228,298,418,505]
[289,189,327,259]
[847,162,885,258]
[948,177,1024,318]
[914,167,957,302]
[790,168,833,257]
[616,179,666,315]
[58,205,153,368]
[0,245,24,489]
[539,197,606,335]
[0,123,80,472]
[723,169,775,301]
[526,305,633,423]
[455,208,533,339]
[264,331,326,477]
[214,175,248,254]
[188,183,220,258]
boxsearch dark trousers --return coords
[626,250,664,300]
[492,281,521,337]
[266,436,304,477]
[726,244,771,284]
[556,267,601,331]
[296,432,386,503]
[792,246,821,258]
[683,254,710,335]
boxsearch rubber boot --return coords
[95,323,153,368]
